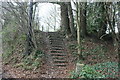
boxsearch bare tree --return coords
[2,1,37,55]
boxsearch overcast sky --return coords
[36,3,61,32]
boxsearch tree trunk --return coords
[76,2,83,60]
[80,2,87,38]
[67,2,76,39]
[117,2,120,73]
[117,2,120,35]
[98,2,107,38]
[26,0,34,55]
[60,2,71,36]
[0,2,2,76]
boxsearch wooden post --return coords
[75,63,84,73]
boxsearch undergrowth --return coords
[3,49,45,70]
[70,64,105,78]
[68,39,108,59]
[13,50,44,70]
[92,62,119,78]
[70,61,119,78]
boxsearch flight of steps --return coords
[47,32,68,68]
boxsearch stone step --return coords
[49,38,63,40]
[48,33,62,35]
[50,47,64,49]
[51,44,63,46]
[49,52,64,54]
[48,38,63,41]
[49,35,64,38]
[48,36,63,38]
[51,46,63,48]
[48,34,61,36]
[49,39,63,42]
[50,50,64,53]
[48,34,64,36]
[51,54,66,56]
[48,32,59,34]
[52,56,67,60]
[54,63,67,67]
[49,36,63,38]
[53,60,68,63]
[50,48,64,50]
[50,42,63,44]
[53,58,66,60]
[50,50,64,51]
[49,38,63,41]
[50,51,63,53]
[49,40,63,43]
[50,42,63,45]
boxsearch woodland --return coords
[1,0,120,79]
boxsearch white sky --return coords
[36,3,61,32]
[35,2,75,32]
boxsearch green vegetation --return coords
[92,62,118,78]
[70,62,118,78]
[70,65,105,78]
